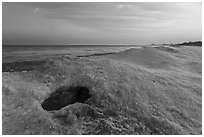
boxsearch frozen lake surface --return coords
[3,45,143,63]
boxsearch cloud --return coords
[32,8,40,13]
[3,2,202,45]
[39,3,179,32]
[116,4,133,9]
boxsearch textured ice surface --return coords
[2,46,202,135]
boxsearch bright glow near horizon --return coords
[2,2,202,45]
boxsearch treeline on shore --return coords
[175,41,202,46]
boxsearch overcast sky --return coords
[2,2,202,45]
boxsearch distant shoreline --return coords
[3,41,202,48]
[2,44,141,48]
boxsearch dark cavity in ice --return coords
[41,86,91,111]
